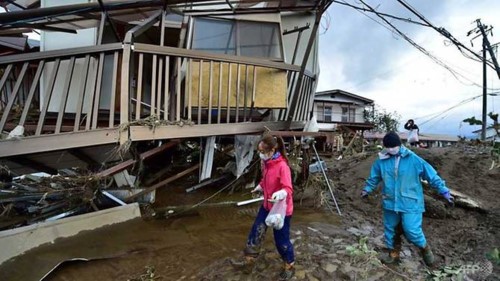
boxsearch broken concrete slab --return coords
[0,203,141,265]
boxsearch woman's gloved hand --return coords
[271,189,287,201]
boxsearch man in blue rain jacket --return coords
[361,132,454,266]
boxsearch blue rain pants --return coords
[383,209,426,249]
[246,205,295,264]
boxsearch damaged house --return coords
[0,0,328,175]
[0,0,334,269]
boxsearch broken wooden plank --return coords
[96,159,136,178]
[96,140,180,178]
[125,164,200,202]
[185,174,229,193]
[449,189,488,213]
[139,139,180,161]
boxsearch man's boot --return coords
[420,245,435,266]
[279,262,295,280]
[380,248,401,264]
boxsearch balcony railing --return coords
[0,42,316,144]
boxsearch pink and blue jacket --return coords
[259,154,294,216]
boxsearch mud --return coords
[1,145,499,281]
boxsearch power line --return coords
[396,0,498,72]
[416,94,482,127]
[353,0,500,91]
[330,0,431,27]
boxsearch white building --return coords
[313,89,374,132]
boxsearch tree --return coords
[463,112,499,139]
[364,105,401,132]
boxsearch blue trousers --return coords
[246,206,295,264]
[383,209,426,249]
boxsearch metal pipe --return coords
[312,142,341,216]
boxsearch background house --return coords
[364,131,460,148]
[313,89,374,132]
[472,128,499,142]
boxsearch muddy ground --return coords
[197,145,500,281]
[1,144,499,281]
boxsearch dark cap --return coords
[383,132,402,148]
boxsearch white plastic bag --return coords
[408,129,419,143]
[265,199,287,230]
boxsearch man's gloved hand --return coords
[251,184,262,193]
[271,189,287,201]
[361,190,369,199]
[441,191,454,207]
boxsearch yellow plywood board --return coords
[189,61,287,108]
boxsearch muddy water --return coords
[1,182,339,281]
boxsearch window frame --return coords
[190,16,284,61]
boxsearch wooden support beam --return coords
[125,163,200,202]
[96,159,136,178]
[96,139,180,178]
[139,139,180,160]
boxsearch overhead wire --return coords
[396,0,498,71]
[330,0,430,27]
[347,0,500,91]
[415,94,482,127]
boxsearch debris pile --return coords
[0,171,102,230]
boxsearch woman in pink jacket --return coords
[234,134,295,280]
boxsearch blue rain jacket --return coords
[363,146,449,213]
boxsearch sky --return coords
[317,0,500,137]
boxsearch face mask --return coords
[259,152,271,161]
[386,147,400,155]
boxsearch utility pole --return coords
[482,37,487,141]
[468,19,500,140]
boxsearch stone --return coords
[402,249,412,257]
[333,238,343,244]
[307,274,320,281]
[367,271,387,281]
[295,270,307,279]
[322,263,338,273]
[330,259,342,264]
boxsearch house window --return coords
[317,105,332,122]
[324,106,332,122]
[342,107,355,122]
[191,18,283,60]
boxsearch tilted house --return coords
[0,0,332,175]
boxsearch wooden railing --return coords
[0,43,123,136]
[0,42,316,140]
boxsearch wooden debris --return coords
[449,189,488,213]
[125,164,200,202]
[185,175,229,193]
[97,139,180,178]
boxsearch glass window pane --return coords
[324,106,332,122]
[192,18,236,55]
[238,21,282,59]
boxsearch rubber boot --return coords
[380,249,401,264]
[420,245,435,266]
[279,262,295,280]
